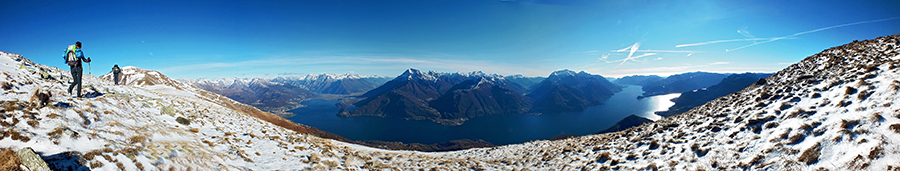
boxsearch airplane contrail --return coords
[676,16,900,52]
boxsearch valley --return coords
[184,64,772,147]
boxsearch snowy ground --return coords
[2,34,900,170]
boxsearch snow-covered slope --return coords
[439,34,900,170]
[0,51,423,170]
[1,33,899,170]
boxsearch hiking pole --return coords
[89,62,91,75]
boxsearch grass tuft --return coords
[128,135,148,145]
[868,146,884,159]
[890,124,900,134]
[0,147,22,171]
[799,142,822,165]
[845,86,858,95]
[0,81,12,90]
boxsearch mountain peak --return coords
[398,68,439,81]
[550,69,577,77]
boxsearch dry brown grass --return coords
[799,142,822,165]
[1,81,12,90]
[890,124,900,134]
[128,135,148,145]
[0,147,23,171]
[196,91,350,141]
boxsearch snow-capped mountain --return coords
[180,73,392,115]
[271,73,391,95]
[182,77,318,116]
[2,33,899,170]
[346,68,531,125]
[184,73,390,96]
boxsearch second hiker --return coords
[112,64,121,85]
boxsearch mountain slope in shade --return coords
[503,74,545,93]
[346,69,531,125]
[656,72,773,117]
[595,115,653,134]
[527,69,622,113]
[429,78,532,119]
[639,71,730,98]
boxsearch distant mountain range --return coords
[342,69,621,125]
[186,78,319,115]
[271,73,391,95]
[633,72,730,98]
[503,74,545,92]
[613,75,663,87]
[182,73,391,115]
[341,69,533,125]
[656,72,772,117]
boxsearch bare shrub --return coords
[845,86,858,95]
[841,120,860,130]
[857,90,873,101]
[83,150,102,161]
[869,146,884,159]
[787,133,805,145]
[128,135,147,145]
[837,100,852,107]
[1,81,12,90]
[596,151,612,163]
[799,142,822,165]
[0,147,22,171]
[890,124,900,134]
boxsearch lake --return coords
[287,86,679,145]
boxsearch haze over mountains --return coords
[182,74,391,116]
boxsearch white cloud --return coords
[709,62,730,65]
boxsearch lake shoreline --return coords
[288,85,680,145]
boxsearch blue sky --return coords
[2,0,898,79]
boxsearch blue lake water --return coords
[287,86,679,145]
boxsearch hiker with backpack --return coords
[111,64,121,85]
[64,41,91,98]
